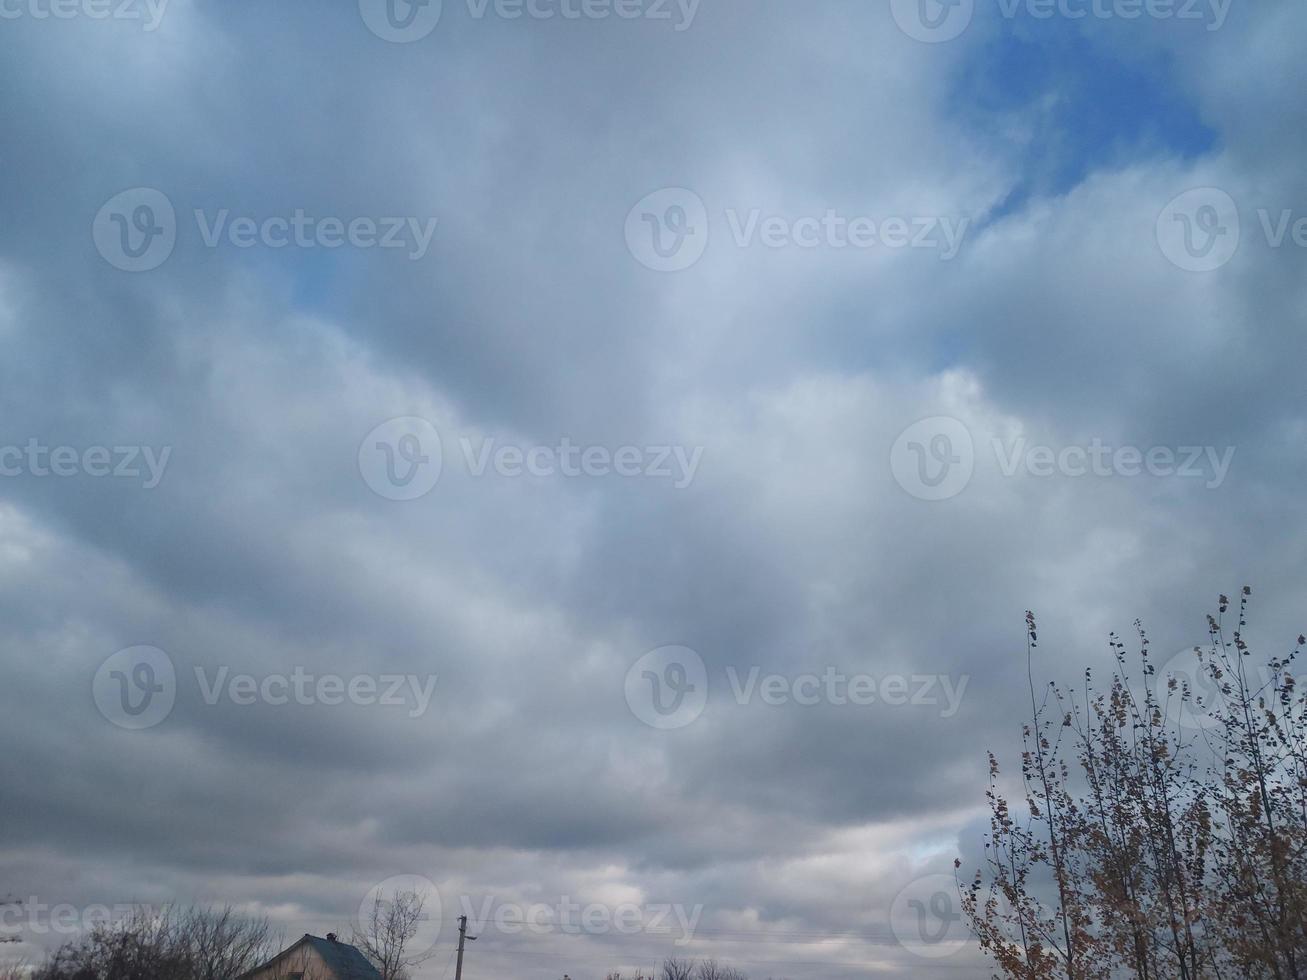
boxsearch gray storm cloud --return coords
[2,2,1305,978]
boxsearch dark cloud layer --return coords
[2,2,1305,977]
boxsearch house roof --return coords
[240,933,382,980]
[303,934,383,980]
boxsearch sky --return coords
[1,0,1305,978]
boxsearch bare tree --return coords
[614,962,747,980]
[696,959,746,980]
[0,900,26,980]
[0,898,20,947]
[33,904,276,980]
[352,890,434,980]
[177,906,279,980]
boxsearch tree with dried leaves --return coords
[961,590,1307,979]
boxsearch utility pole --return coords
[453,914,476,980]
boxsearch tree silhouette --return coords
[962,590,1307,979]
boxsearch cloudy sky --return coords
[1,0,1305,977]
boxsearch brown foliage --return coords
[961,591,1307,979]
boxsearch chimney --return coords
[326,933,338,943]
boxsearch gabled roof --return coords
[302,934,383,980]
[240,933,382,980]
